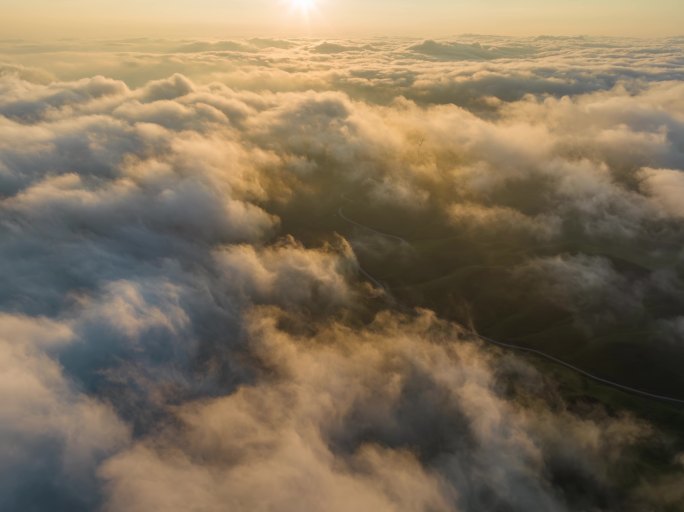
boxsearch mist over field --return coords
[2,35,684,511]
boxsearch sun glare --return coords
[290,0,316,15]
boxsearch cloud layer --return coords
[0,36,683,511]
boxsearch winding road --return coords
[337,207,410,247]
[338,203,684,405]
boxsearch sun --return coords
[290,0,317,15]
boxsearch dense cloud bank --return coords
[1,36,684,511]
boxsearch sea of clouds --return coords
[1,36,684,511]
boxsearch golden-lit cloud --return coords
[0,35,684,511]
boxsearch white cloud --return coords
[0,35,682,511]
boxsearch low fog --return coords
[1,36,683,511]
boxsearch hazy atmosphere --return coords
[1,1,684,511]
[2,0,684,37]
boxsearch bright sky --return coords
[1,0,683,38]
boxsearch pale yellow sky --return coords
[0,0,682,38]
